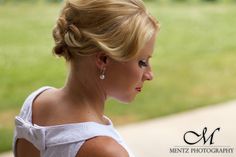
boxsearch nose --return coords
[143,69,154,81]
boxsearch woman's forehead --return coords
[137,36,156,58]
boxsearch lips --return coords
[135,87,142,92]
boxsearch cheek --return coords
[104,63,143,103]
[125,67,142,87]
[107,64,142,91]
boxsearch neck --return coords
[60,63,107,124]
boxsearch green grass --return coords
[1,2,236,153]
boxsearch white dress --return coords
[13,86,135,157]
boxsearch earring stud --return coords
[99,68,105,80]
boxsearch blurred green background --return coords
[0,0,236,153]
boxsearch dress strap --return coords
[45,122,123,148]
[15,116,123,150]
[15,86,54,150]
[15,116,46,150]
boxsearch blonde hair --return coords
[52,0,159,61]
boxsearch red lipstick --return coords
[135,87,142,92]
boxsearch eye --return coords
[138,60,148,68]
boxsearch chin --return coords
[113,95,136,104]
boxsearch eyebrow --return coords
[148,55,152,58]
[138,55,152,60]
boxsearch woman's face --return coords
[105,34,156,103]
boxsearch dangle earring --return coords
[99,67,106,80]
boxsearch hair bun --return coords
[64,24,82,48]
[52,0,159,61]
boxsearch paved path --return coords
[0,152,12,157]
[118,100,236,157]
[1,100,236,157]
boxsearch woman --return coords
[13,0,159,157]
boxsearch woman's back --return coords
[14,87,132,157]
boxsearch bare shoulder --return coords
[76,136,129,157]
[32,88,59,125]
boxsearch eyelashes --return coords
[138,60,148,68]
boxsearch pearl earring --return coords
[99,68,106,80]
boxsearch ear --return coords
[95,52,110,69]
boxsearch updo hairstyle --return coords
[52,0,159,61]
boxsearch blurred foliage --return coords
[0,128,13,152]
[0,0,63,4]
